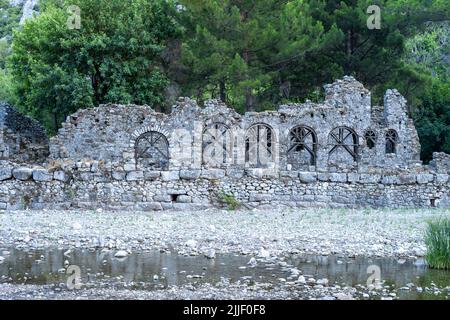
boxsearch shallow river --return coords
[0,247,448,300]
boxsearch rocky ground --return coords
[1,208,448,257]
[0,208,449,300]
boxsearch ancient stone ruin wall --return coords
[1,77,448,211]
[0,159,448,211]
[49,77,422,174]
[0,102,49,163]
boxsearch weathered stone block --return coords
[332,195,352,203]
[180,169,201,180]
[177,195,192,203]
[315,195,331,202]
[201,169,225,180]
[167,189,187,196]
[435,174,449,184]
[292,195,315,202]
[398,174,416,185]
[161,203,174,210]
[299,172,317,183]
[317,173,330,182]
[192,197,210,205]
[126,171,144,181]
[226,169,245,179]
[124,163,136,171]
[0,167,13,181]
[78,172,93,181]
[381,175,400,185]
[329,173,347,183]
[246,168,278,179]
[12,167,33,181]
[144,171,161,180]
[249,193,273,202]
[112,171,126,181]
[136,202,163,211]
[161,171,180,181]
[153,195,172,203]
[280,171,299,179]
[359,174,381,184]
[347,173,359,183]
[33,169,53,182]
[54,170,70,182]
[416,174,434,184]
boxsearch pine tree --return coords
[180,0,336,112]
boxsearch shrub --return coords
[218,192,241,211]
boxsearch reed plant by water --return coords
[425,219,450,270]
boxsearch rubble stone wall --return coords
[0,102,49,163]
[1,77,449,211]
[0,158,448,211]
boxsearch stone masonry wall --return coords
[49,77,422,173]
[0,158,448,211]
[0,102,49,163]
[1,77,449,211]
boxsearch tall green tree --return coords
[286,0,449,107]
[414,78,450,162]
[180,0,449,111]
[10,0,181,133]
[180,0,341,112]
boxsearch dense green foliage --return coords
[179,0,342,111]
[180,0,449,108]
[8,0,180,132]
[0,0,21,103]
[406,22,450,161]
[425,219,450,270]
[0,0,22,40]
[0,0,449,160]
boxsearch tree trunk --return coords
[52,111,58,134]
[242,48,255,112]
[345,29,353,75]
[219,79,226,103]
[245,91,255,112]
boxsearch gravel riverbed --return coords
[1,208,448,257]
[0,208,449,300]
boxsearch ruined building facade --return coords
[0,102,49,163]
[49,77,422,174]
[0,77,448,211]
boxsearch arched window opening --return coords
[202,122,232,167]
[135,131,169,170]
[328,127,359,162]
[386,129,398,154]
[245,124,275,168]
[288,126,318,168]
[364,130,377,150]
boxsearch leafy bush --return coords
[425,219,450,270]
[218,192,241,211]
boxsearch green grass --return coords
[425,219,450,270]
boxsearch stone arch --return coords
[328,126,359,163]
[287,125,318,169]
[245,123,275,168]
[133,130,170,170]
[364,129,377,150]
[385,129,399,154]
[202,122,233,167]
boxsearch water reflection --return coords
[0,247,448,300]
